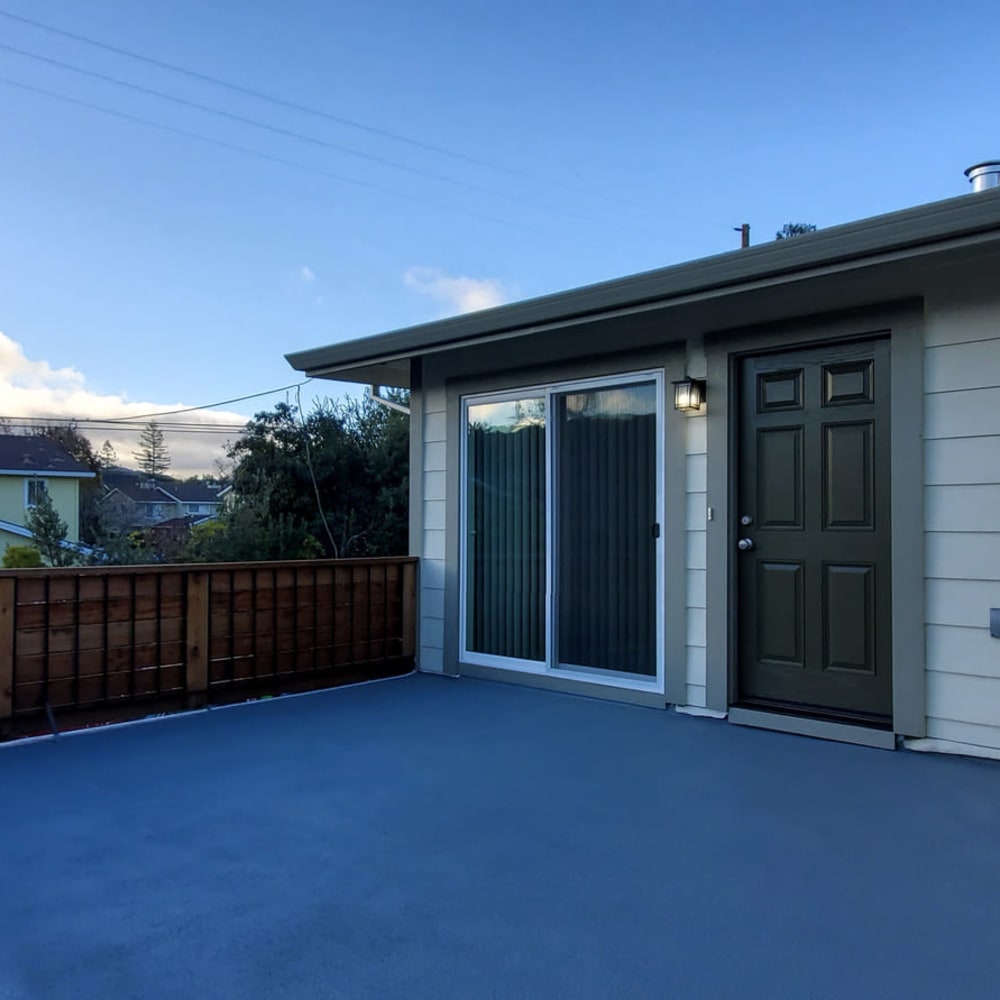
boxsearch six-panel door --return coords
[737,339,892,721]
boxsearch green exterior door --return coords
[736,338,892,722]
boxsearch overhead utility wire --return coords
[0,42,646,233]
[0,381,312,433]
[0,9,505,171]
[0,76,602,241]
[0,7,636,209]
[0,43,500,190]
[99,380,312,421]
[0,419,245,435]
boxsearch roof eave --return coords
[286,187,1000,383]
[0,469,97,478]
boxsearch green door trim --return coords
[704,301,927,737]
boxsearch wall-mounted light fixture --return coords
[672,377,706,412]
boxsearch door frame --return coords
[704,301,927,740]
[456,369,666,694]
[441,341,689,710]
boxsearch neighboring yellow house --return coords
[0,434,96,558]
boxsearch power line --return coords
[0,41,643,233]
[295,384,338,556]
[0,75,592,239]
[0,43,493,192]
[0,382,313,435]
[2,417,246,433]
[100,380,312,422]
[0,8,507,172]
[0,6,637,209]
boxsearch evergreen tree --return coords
[133,421,171,481]
[26,484,74,566]
[98,439,119,468]
[775,222,818,240]
[34,423,103,546]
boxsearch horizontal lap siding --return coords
[420,387,448,672]
[685,414,707,707]
[923,289,1000,752]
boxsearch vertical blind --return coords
[466,400,546,661]
[556,383,657,676]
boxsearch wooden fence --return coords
[0,557,417,740]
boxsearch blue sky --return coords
[0,0,997,471]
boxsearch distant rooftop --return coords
[103,471,225,504]
[0,434,95,477]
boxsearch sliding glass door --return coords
[554,382,657,676]
[462,372,663,690]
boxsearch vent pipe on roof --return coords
[965,161,1000,192]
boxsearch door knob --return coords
[737,538,755,551]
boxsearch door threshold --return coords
[728,707,896,749]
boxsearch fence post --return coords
[401,561,417,665]
[185,570,210,708]
[0,578,14,729]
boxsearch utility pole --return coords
[733,223,750,248]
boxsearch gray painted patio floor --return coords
[1,674,998,999]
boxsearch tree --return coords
[775,222,817,240]
[98,439,119,468]
[33,423,104,546]
[133,421,171,481]
[26,484,75,566]
[187,393,409,563]
[86,493,150,565]
[183,500,322,563]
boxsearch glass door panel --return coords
[465,398,546,661]
[555,382,657,676]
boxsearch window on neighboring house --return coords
[26,479,48,508]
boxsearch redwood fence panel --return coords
[0,557,417,739]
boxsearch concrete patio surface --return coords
[1,673,998,999]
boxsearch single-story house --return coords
[0,434,96,557]
[287,164,1000,759]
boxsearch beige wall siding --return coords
[923,284,1000,753]
[685,413,708,707]
[419,386,448,672]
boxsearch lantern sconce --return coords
[672,377,706,412]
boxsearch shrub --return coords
[3,545,43,568]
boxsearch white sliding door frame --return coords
[459,368,665,694]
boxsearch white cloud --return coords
[300,265,316,284]
[403,266,509,315]
[0,331,250,477]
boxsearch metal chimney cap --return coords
[964,161,1000,192]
